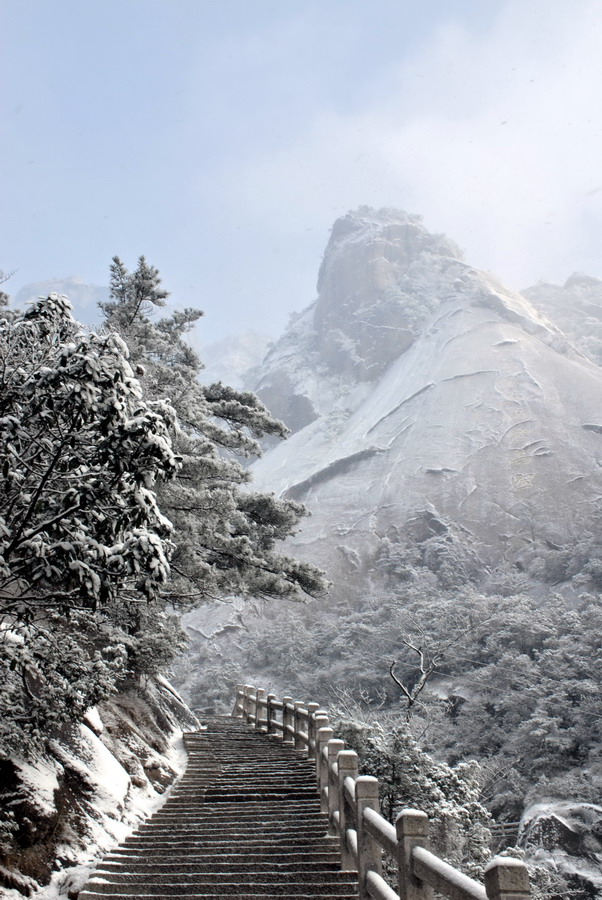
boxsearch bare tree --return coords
[389,640,441,720]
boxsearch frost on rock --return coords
[520,802,602,894]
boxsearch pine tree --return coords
[100,256,325,608]
[0,293,181,753]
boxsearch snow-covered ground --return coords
[1,678,198,899]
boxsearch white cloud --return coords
[208,0,602,294]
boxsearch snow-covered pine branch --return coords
[99,256,326,608]
[0,294,181,754]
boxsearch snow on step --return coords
[80,716,359,900]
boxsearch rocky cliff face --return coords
[247,207,602,600]
[251,208,464,431]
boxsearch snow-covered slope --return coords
[524,273,602,367]
[248,208,602,599]
[0,679,198,899]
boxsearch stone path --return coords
[79,715,359,899]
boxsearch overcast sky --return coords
[3,0,602,346]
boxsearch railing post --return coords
[306,702,320,761]
[255,688,267,732]
[317,726,334,812]
[293,701,307,751]
[312,713,329,767]
[327,739,346,836]
[242,684,254,722]
[356,776,382,900]
[484,858,531,900]
[232,683,244,717]
[337,749,359,870]
[248,686,257,726]
[266,693,277,735]
[396,809,433,900]
[282,696,294,745]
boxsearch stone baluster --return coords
[317,726,334,812]
[282,695,294,745]
[305,702,320,761]
[396,809,433,900]
[356,776,382,900]
[337,749,359,870]
[255,688,267,732]
[484,858,531,900]
[327,739,345,836]
[293,701,306,751]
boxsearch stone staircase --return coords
[79,715,359,900]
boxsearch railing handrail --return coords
[232,684,531,900]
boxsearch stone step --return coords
[175,780,316,788]
[80,893,358,900]
[131,832,331,843]
[161,807,323,817]
[162,789,319,812]
[139,808,323,821]
[162,791,319,812]
[172,793,319,803]
[137,819,327,831]
[151,807,325,816]
[89,872,358,885]
[145,820,328,830]
[117,838,339,850]
[122,833,339,846]
[176,761,313,767]
[97,862,344,874]
[124,831,332,844]
[143,827,330,836]
[118,836,340,847]
[184,764,313,778]
[108,852,341,864]
[84,881,358,895]
[148,815,328,826]
[175,777,315,783]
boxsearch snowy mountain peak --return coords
[316,206,462,298]
[251,208,567,433]
[247,209,602,597]
[314,207,464,382]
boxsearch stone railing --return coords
[232,684,531,900]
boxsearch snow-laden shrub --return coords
[333,714,492,877]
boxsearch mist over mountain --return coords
[524,273,602,367]
[13,276,108,326]
[243,207,602,599]
[199,330,273,389]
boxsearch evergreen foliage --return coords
[0,260,324,756]
[99,256,325,606]
[333,710,492,877]
[0,294,181,753]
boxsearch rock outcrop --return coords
[521,802,602,896]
